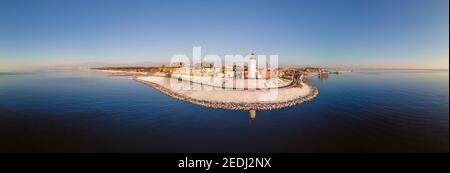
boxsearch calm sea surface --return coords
[0,70,448,152]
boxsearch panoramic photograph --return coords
[0,0,448,161]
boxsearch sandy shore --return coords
[135,76,318,110]
[93,69,147,75]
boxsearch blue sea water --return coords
[0,70,448,152]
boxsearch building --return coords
[248,52,257,79]
[265,68,271,79]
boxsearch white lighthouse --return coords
[248,52,257,79]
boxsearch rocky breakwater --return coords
[134,76,319,111]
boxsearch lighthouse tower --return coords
[248,52,257,79]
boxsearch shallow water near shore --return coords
[0,70,448,152]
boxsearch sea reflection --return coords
[249,110,256,123]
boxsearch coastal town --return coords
[93,61,338,83]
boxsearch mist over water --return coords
[0,70,448,152]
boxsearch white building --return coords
[248,52,257,78]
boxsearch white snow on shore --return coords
[137,76,312,103]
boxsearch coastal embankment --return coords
[134,76,319,110]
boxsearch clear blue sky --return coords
[0,0,448,70]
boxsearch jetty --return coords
[134,75,318,111]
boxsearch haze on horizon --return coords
[0,0,448,71]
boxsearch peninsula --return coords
[93,66,324,111]
[93,53,333,115]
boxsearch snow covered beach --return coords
[134,75,318,110]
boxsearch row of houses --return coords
[174,65,277,80]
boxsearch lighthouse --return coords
[248,52,257,79]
